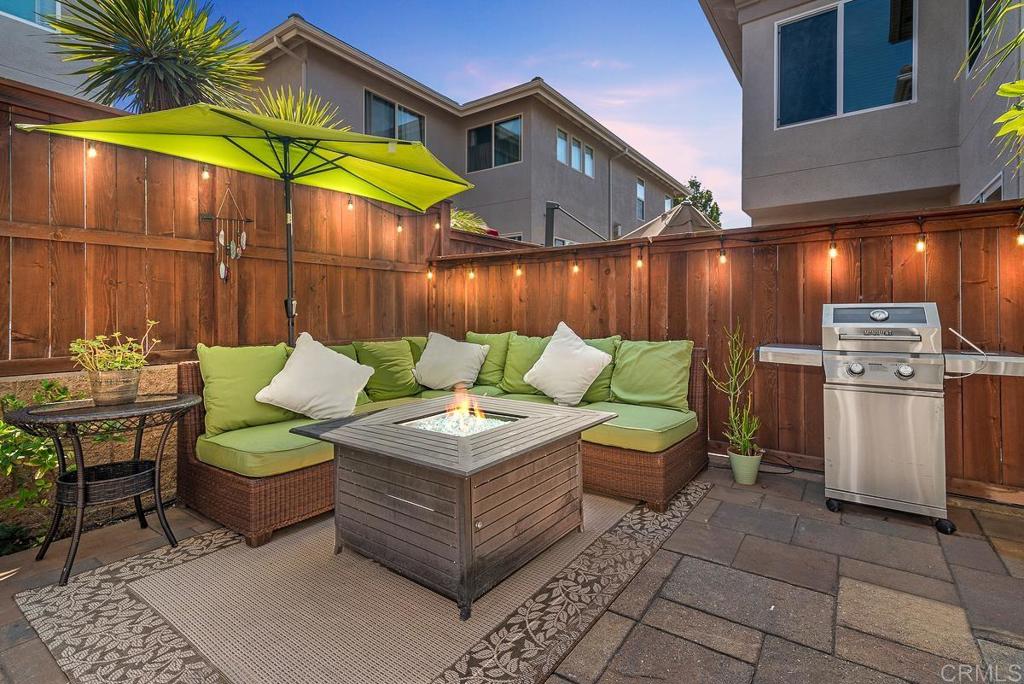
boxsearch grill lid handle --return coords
[838,333,922,342]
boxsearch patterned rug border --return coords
[16,481,711,684]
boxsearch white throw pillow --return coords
[413,332,490,390]
[255,332,374,420]
[524,322,612,406]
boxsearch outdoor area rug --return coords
[16,481,710,684]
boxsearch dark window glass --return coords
[636,178,645,220]
[364,92,395,138]
[967,0,984,70]
[467,124,492,172]
[843,0,914,113]
[494,116,521,166]
[1,0,55,25]
[778,9,838,126]
[396,106,424,142]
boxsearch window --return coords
[467,115,522,172]
[636,178,646,221]
[553,237,577,246]
[504,233,524,241]
[364,92,424,142]
[571,138,583,172]
[665,195,674,213]
[556,129,568,164]
[777,0,914,127]
[0,0,57,26]
[972,175,1003,203]
[584,146,595,177]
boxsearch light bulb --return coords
[828,242,838,259]
[434,220,441,230]
[572,262,580,274]
[718,249,727,264]
[396,223,403,233]
[426,270,433,280]
[347,197,354,211]
[468,270,475,280]
[201,165,210,180]
[87,144,97,159]
[915,235,926,253]
[1017,231,1024,246]
[636,257,644,268]
[515,266,522,277]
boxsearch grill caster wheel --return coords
[825,498,842,513]
[935,519,957,535]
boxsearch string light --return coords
[87,143,97,159]
[347,196,354,211]
[468,267,476,280]
[571,254,580,274]
[915,234,927,253]
[515,264,523,277]
[636,256,644,268]
[434,220,441,230]
[828,227,838,259]
[1017,230,1024,246]
[396,221,403,233]
[201,164,210,181]
[718,237,727,265]
[426,269,433,280]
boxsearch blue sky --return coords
[216,0,745,225]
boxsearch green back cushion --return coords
[581,335,622,403]
[498,334,550,394]
[611,339,694,411]
[466,331,515,386]
[403,336,428,363]
[196,343,297,437]
[354,340,421,401]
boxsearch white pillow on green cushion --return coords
[255,332,374,420]
[413,332,490,390]
[524,322,612,406]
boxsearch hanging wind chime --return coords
[200,182,253,281]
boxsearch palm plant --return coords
[451,208,489,234]
[48,0,262,113]
[960,1,1024,167]
[252,86,348,130]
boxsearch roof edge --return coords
[698,0,741,82]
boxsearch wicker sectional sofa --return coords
[177,336,707,546]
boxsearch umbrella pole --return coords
[283,141,297,346]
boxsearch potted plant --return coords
[703,325,764,485]
[70,320,160,406]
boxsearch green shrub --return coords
[0,380,73,511]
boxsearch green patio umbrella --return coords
[18,103,472,344]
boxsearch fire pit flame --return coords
[402,388,516,436]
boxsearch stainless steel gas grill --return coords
[759,302,1024,535]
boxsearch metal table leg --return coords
[59,428,87,587]
[35,428,67,562]
[132,416,149,529]
[152,419,177,547]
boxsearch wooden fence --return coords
[0,79,513,376]
[428,202,1024,505]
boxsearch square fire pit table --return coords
[292,396,615,619]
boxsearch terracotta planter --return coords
[88,369,141,406]
[728,448,762,486]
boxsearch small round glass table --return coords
[3,393,202,585]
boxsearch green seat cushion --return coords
[403,336,428,363]
[197,343,296,437]
[354,340,421,401]
[581,335,622,403]
[582,402,698,453]
[466,331,515,386]
[195,418,331,477]
[498,334,550,394]
[611,340,694,411]
[418,385,505,399]
[502,393,591,406]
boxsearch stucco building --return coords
[252,15,686,244]
[700,0,1019,225]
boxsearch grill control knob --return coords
[848,362,865,376]
[896,364,915,379]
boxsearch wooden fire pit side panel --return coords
[334,447,462,600]
[468,435,583,601]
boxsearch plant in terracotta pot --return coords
[70,320,160,406]
[703,324,764,485]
